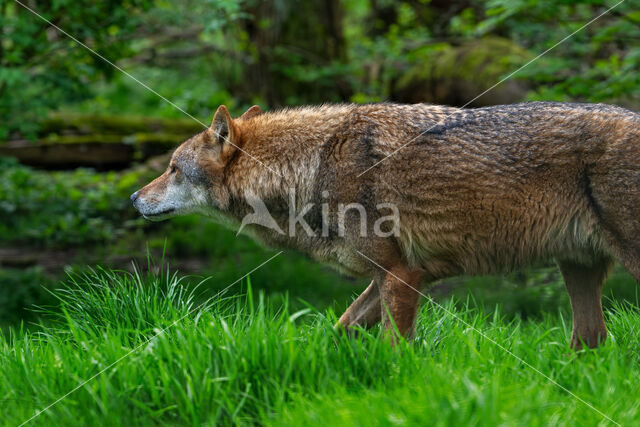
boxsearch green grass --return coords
[1,266,640,426]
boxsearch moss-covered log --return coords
[38,112,203,137]
[1,113,203,169]
[0,133,189,169]
[392,37,532,107]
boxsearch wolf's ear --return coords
[210,105,239,160]
[239,105,262,120]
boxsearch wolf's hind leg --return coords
[380,265,424,340]
[557,257,613,349]
[335,280,381,333]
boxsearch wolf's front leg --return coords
[380,265,423,340]
[335,280,381,333]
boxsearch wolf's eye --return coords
[170,165,178,174]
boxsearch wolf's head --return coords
[130,104,262,221]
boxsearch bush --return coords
[0,157,144,247]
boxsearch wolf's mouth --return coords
[144,208,176,218]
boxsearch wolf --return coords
[131,101,640,349]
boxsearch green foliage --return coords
[471,0,640,103]
[0,0,154,139]
[0,157,144,247]
[1,268,640,424]
[62,0,253,120]
[0,267,55,327]
[73,65,239,121]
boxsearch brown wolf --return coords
[131,101,640,349]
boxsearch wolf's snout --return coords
[130,191,140,203]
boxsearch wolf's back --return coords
[375,101,640,274]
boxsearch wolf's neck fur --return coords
[228,104,355,203]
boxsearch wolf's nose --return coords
[130,191,140,203]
